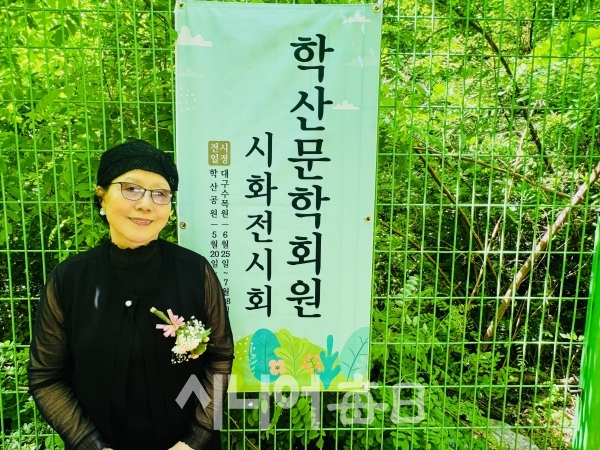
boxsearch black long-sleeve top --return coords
[28,239,234,450]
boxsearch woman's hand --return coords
[168,442,194,450]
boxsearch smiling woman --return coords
[97,170,173,249]
[28,140,234,450]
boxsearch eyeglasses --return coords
[110,182,173,205]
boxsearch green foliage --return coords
[1,341,30,424]
[372,0,599,447]
[1,341,64,448]
[1,0,598,448]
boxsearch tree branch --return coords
[466,215,503,312]
[413,147,499,282]
[481,159,600,347]
[416,147,570,199]
[528,4,537,54]
[420,26,450,46]
[445,4,552,172]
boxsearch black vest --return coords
[56,239,208,448]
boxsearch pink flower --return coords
[269,359,286,375]
[156,309,185,337]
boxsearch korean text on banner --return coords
[175,1,383,392]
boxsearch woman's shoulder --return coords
[159,239,208,264]
[52,242,108,276]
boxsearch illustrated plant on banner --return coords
[175,1,382,392]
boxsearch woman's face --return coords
[97,169,172,249]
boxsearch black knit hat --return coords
[97,140,179,191]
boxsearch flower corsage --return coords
[150,307,211,363]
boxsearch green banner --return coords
[175,1,383,392]
[573,217,600,449]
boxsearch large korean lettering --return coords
[245,133,278,316]
[287,34,334,318]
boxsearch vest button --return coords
[125,300,132,307]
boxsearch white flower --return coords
[173,334,201,354]
[151,307,211,364]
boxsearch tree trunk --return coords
[482,160,600,347]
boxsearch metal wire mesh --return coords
[1,0,599,448]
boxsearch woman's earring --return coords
[100,208,106,216]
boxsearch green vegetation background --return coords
[1,0,599,449]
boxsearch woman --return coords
[28,140,234,450]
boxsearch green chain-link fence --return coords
[1,0,599,449]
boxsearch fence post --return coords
[573,213,600,449]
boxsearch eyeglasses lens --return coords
[151,190,172,205]
[120,183,172,205]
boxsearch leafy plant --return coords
[317,334,341,389]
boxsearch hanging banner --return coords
[175,1,382,392]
